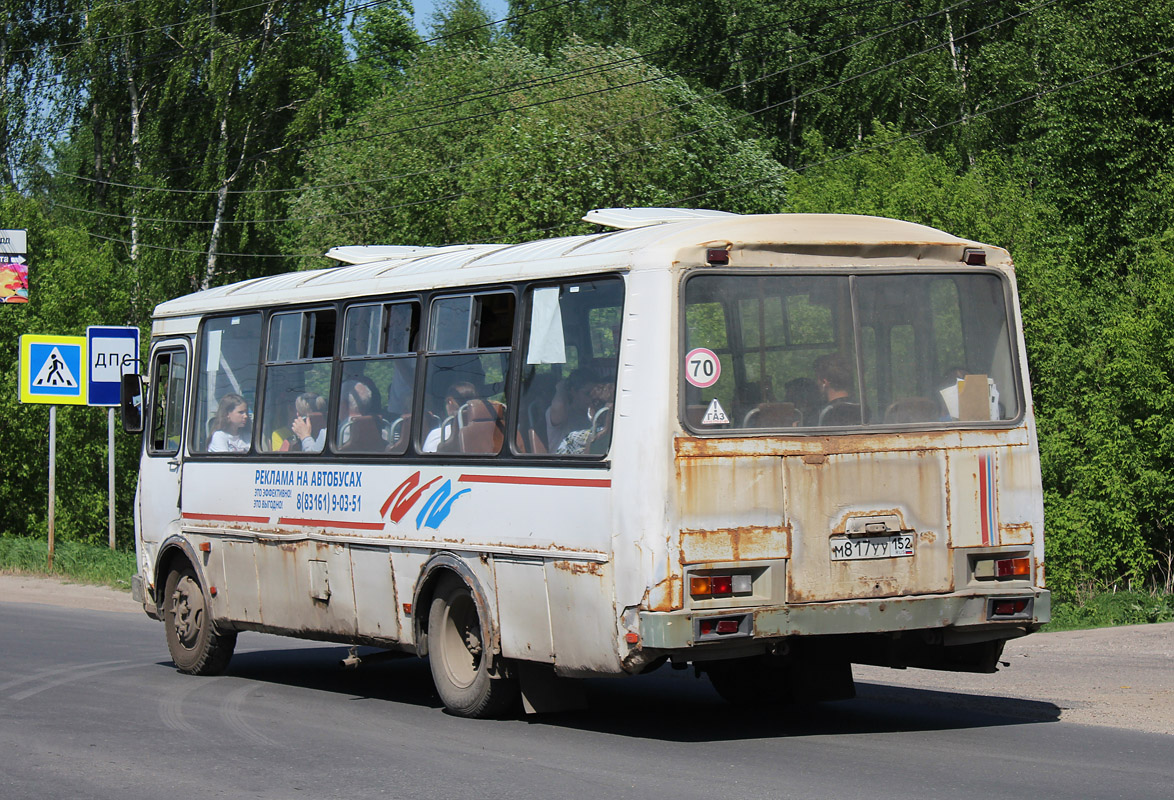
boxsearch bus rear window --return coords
[683,272,1020,432]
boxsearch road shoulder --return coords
[0,572,141,614]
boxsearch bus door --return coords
[139,339,190,544]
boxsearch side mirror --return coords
[121,373,145,433]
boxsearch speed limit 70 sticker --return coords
[685,347,721,388]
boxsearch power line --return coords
[50,0,1020,233]
[671,42,1174,206]
[46,0,990,196]
[25,0,634,165]
[84,25,1160,264]
[75,0,1089,256]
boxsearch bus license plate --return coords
[830,534,914,561]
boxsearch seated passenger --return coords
[291,392,327,452]
[784,377,821,427]
[555,380,614,454]
[337,377,388,451]
[546,368,596,448]
[814,354,862,426]
[422,381,479,453]
[208,393,251,453]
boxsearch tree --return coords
[429,0,497,48]
[285,39,789,256]
[46,0,375,311]
[0,188,140,545]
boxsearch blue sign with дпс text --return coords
[87,326,140,407]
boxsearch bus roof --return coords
[154,210,997,319]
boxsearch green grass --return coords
[1044,590,1174,631]
[0,536,136,591]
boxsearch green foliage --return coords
[0,189,142,546]
[429,0,499,48]
[1046,590,1174,631]
[0,536,136,589]
[286,39,788,253]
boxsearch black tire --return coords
[427,576,519,718]
[163,565,236,675]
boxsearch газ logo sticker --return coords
[381,471,471,530]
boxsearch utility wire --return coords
[50,0,1018,229]
[46,0,990,195]
[74,1,1141,260]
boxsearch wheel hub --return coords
[170,576,205,648]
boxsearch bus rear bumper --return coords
[638,588,1051,650]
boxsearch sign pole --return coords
[48,405,56,570]
[85,326,140,550]
[108,407,116,549]
[18,334,91,568]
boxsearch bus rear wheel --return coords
[427,577,518,718]
[163,565,236,675]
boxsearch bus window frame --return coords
[678,266,1026,437]
[513,275,625,460]
[337,296,424,456]
[188,311,265,457]
[258,305,339,457]
[146,346,188,457]
[418,289,518,457]
[179,273,626,465]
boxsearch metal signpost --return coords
[19,335,88,568]
[87,326,141,549]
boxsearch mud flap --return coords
[517,661,588,714]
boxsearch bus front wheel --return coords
[427,576,519,718]
[163,565,236,675]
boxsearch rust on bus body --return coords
[647,574,682,612]
[678,525,789,564]
[671,429,980,609]
[553,560,604,577]
[999,522,1034,545]
[673,425,1030,459]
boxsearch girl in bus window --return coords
[209,394,251,453]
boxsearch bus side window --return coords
[148,349,187,454]
[517,277,623,457]
[260,308,336,454]
[192,313,262,454]
[421,292,514,455]
[338,300,419,454]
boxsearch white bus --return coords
[123,208,1048,717]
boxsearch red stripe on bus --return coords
[978,455,991,546]
[458,474,611,488]
[277,518,387,531]
[182,512,270,524]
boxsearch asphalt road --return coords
[1,599,1170,800]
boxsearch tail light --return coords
[696,614,750,640]
[973,553,1032,581]
[989,597,1032,619]
[996,557,1031,577]
[690,573,754,598]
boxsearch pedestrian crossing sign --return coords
[19,334,87,405]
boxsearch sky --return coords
[411,1,511,35]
